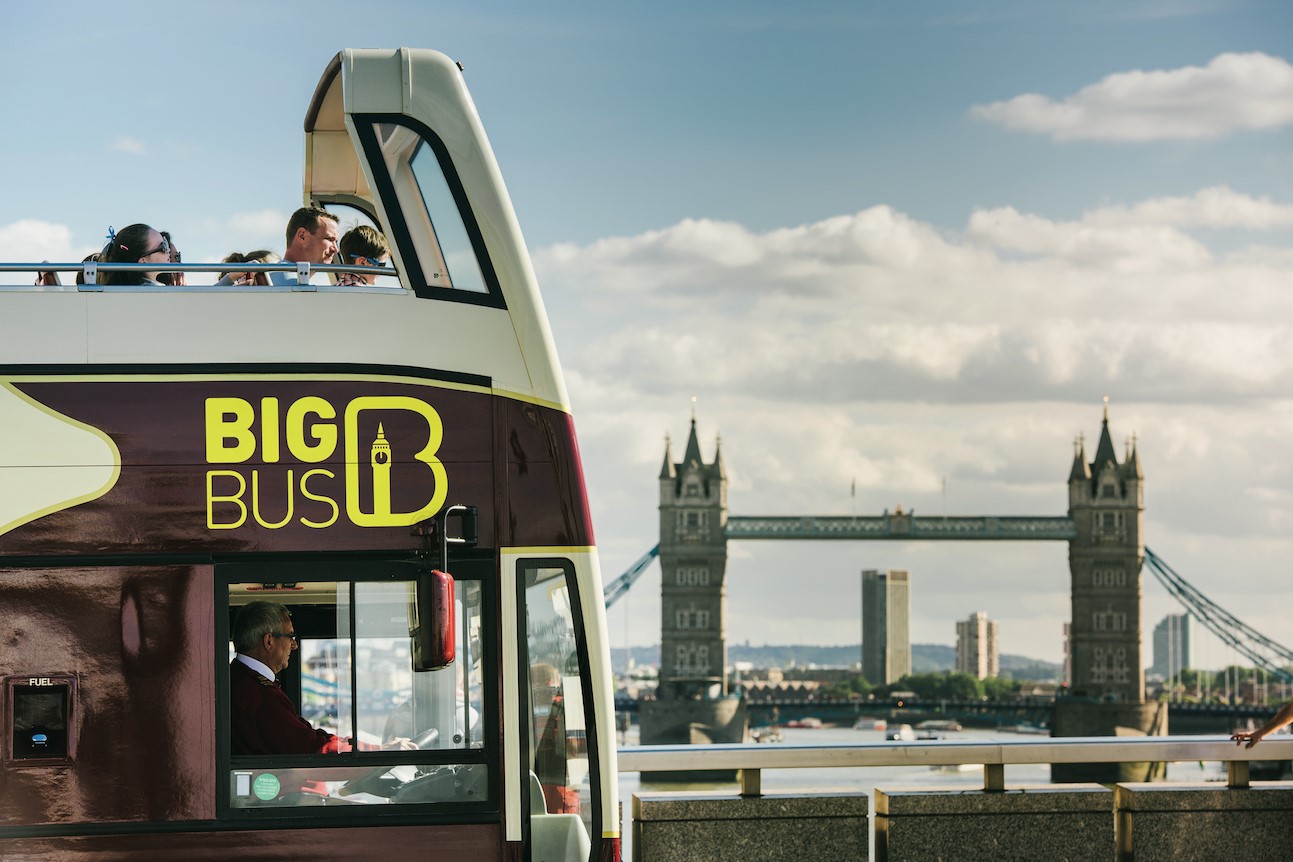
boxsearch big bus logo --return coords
[203,395,447,530]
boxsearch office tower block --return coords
[1151,613,1193,680]
[861,569,911,686]
[956,611,1000,679]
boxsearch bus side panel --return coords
[502,402,594,548]
[0,565,215,826]
[0,376,499,556]
[0,823,503,860]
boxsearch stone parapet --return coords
[632,790,867,862]
[1115,781,1293,861]
[875,784,1113,862]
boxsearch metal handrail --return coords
[0,261,406,294]
[0,261,400,275]
[616,735,1293,794]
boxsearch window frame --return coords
[352,114,507,308]
[214,555,500,824]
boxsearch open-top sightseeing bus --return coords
[0,49,618,861]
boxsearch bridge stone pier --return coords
[640,407,1160,780]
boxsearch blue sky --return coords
[5,1,1293,669]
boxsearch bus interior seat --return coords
[529,772,547,814]
[531,812,591,862]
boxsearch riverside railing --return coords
[617,735,1293,795]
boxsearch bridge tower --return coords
[1053,403,1163,781]
[639,416,747,751]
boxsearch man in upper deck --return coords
[271,206,340,285]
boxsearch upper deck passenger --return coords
[97,224,173,286]
[271,206,340,285]
[337,225,390,286]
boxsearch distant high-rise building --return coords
[1150,613,1193,680]
[956,611,999,679]
[861,569,911,685]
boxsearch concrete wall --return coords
[633,791,868,862]
[1116,781,1293,861]
[875,785,1113,862]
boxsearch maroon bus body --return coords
[0,374,594,857]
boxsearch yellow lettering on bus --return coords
[344,396,447,527]
[261,397,280,463]
[299,468,340,528]
[252,469,293,529]
[206,470,248,529]
[286,396,337,463]
[205,398,256,463]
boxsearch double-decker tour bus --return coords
[0,48,618,861]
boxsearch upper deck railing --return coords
[616,735,1293,794]
[0,262,405,294]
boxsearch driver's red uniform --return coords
[230,659,350,755]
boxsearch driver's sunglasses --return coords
[269,631,298,643]
[349,254,388,268]
[142,233,171,259]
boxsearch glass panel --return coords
[228,763,488,808]
[524,563,594,845]
[409,143,487,294]
[227,572,491,812]
[369,579,485,751]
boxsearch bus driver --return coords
[230,601,351,755]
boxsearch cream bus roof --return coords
[302,48,570,412]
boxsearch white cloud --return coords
[0,220,88,263]
[110,135,147,155]
[539,191,1293,656]
[1085,186,1293,230]
[969,52,1293,141]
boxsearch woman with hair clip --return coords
[97,224,173,286]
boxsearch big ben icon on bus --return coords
[343,395,447,527]
[370,424,393,519]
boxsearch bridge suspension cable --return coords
[1144,546,1293,683]
[604,544,659,608]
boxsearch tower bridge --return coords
[725,514,1078,541]
[638,404,1154,781]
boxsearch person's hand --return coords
[169,272,187,287]
[35,271,59,286]
[382,736,418,751]
[1232,729,1263,748]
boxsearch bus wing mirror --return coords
[412,569,456,672]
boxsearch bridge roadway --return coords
[724,514,1077,540]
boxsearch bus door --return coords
[518,557,604,862]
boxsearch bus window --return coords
[223,569,489,812]
[364,121,493,296]
[317,202,403,291]
[408,143,487,294]
[522,560,597,856]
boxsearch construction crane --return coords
[604,544,659,608]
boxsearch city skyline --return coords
[3,4,1291,665]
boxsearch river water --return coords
[615,723,1226,858]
